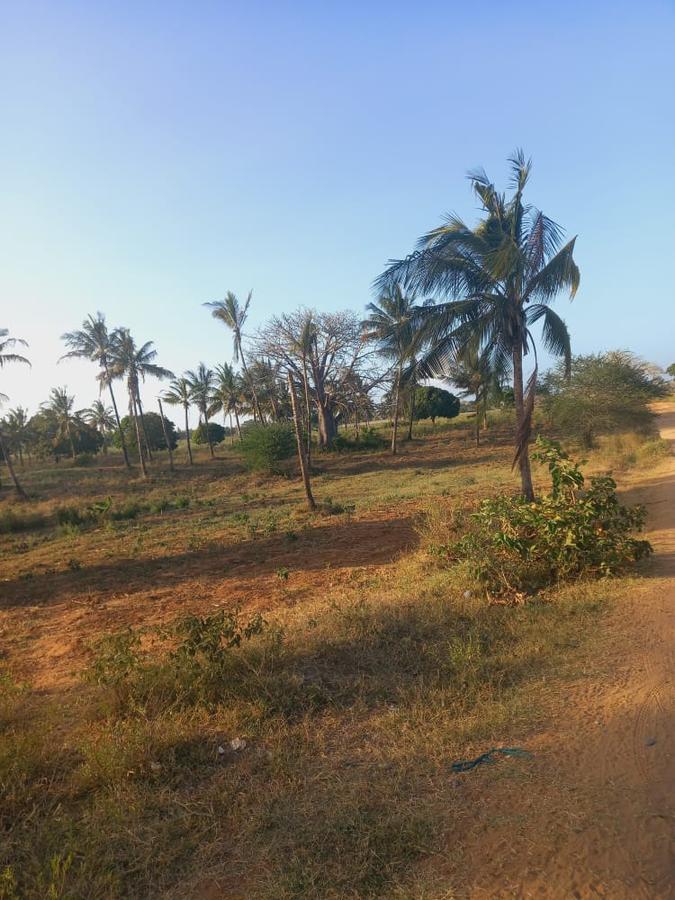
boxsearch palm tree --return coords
[204,290,264,422]
[61,313,131,469]
[43,387,80,459]
[0,329,30,498]
[109,329,173,477]
[376,151,579,498]
[362,285,419,454]
[209,363,244,440]
[164,377,194,465]
[83,399,116,453]
[4,406,31,467]
[445,342,505,447]
[186,363,217,457]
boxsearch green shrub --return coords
[240,423,295,472]
[73,452,95,467]
[427,438,652,599]
[331,427,387,452]
[192,422,226,446]
[0,508,47,534]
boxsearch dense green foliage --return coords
[541,351,668,448]
[239,422,295,472]
[112,411,177,454]
[413,386,460,423]
[26,410,104,458]
[332,427,387,452]
[429,438,652,598]
[192,421,227,445]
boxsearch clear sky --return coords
[1,0,674,425]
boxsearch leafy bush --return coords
[0,508,47,534]
[332,427,387,452]
[87,610,272,711]
[413,386,460,423]
[240,423,295,472]
[541,351,668,448]
[192,422,227,446]
[73,452,95,467]
[427,438,652,598]
[112,412,178,454]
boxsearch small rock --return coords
[230,737,247,752]
[646,736,657,747]
[217,745,226,756]
[149,761,162,772]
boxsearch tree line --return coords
[2,152,672,503]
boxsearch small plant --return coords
[331,428,387,452]
[427,438,652,599]
[276,566,290,581]
[0,508,47,534]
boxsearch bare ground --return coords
[447,404,675,898]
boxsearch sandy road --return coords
[452,403,675,899]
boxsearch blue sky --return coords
[1,0,674,423]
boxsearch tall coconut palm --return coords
[376,151,579,498]
[163,377,194,465]
[109,329,173,477]
[43,387,80,459]
[362,285,419,454]
[203,290,264,422]
[445,342,506,447]
[209,363,244,440]
[0,329,30,498]
[186,363,217,457]
[83,399,116,453]
[4,406,31,467]
[61,313,131,469]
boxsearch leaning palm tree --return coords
[376,151,579,498]
[61,313,131,468]
[83,399,116,453]
[5,406,31,467]
[209,363,244,440]
[0,329,30,498]
[203,291,264,422]
[43,387,80,459]
[186,363,217,457]
[163,377,194,465]
[362,285,419,454]
[109,329,173,477]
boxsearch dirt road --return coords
[452,404,675,898]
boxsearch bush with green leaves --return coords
[112,411,177,454]
[413,386,460,424]
[239,422,295,472]
[540,351,668,448]
[332,427,387,452]
[192,421,227,446]
[88,610,273,711]
[428,438,652,598]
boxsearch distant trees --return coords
[209,363,245,440]
[541,352,668,448]
[83,400,117,452]
[445,343,507,446]
[192,422,226,446]
[362,285,419,454]
[42,387,81,459]
[0,328,30,497]
[376,151,580,499]
[61,314,131,469]
[186,364,217,457]
[113,411,177,454]
[413,386,460,424]
[163,377,194,465]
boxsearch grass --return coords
[0,413,664,898]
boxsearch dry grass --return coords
[0,415,659,898]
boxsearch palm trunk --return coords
[136,393,153,461]
[67,423,76,459]
[512,344,534,500]
[238,337,265,425]
[105,367,131,469]
[302,360,312,464]
[288,372,316,511]
[130,393,148,478]
[391,362,402,455]
[407,387,415,441]
[0,429,27,499]
[184,404,193,465]
[475,392,480,447]
[233,405,242,440]
[158,398,174,472]
[204,410,214,457]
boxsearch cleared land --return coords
[1,409,673,898]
